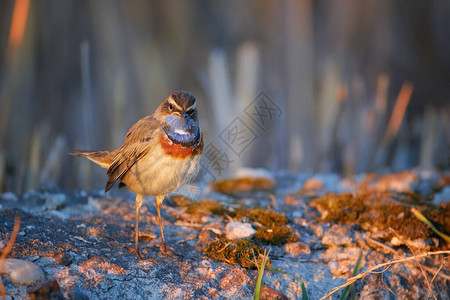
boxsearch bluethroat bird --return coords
[70,91,203,259]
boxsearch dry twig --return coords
[320,250,450,300]
[364,237,397,254]
[425,260,449,281]
[0,215,21,300]
[387,228,437,300]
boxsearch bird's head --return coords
[156,91,200,146]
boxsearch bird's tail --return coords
[69,150,113,169]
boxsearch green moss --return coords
[254,226,298,245]
[186,199,227,216]
[235,208,288,227]
[204,238,271,269]
[210,177,276,194]
[426,202,450,234]
[171,194,193,207]
[310,191,450,243]
[310,193,363,224]
[234,208,296,245]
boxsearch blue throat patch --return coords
[164,115,200,147]
[164,127,200,147]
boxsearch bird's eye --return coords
[169,103,173,111]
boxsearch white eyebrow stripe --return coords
[185,103,196,111]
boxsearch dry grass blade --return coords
[0,215,21,300]
[429,258,447,284]
[320,250,450,300]
[387,227,437,300]
[411,208,450,243]
[402,263,450,281]
[365,237,397,254]
[381,267,397,297]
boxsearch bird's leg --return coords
[129,194,144,260]
[155,195,180,259]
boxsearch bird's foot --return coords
[157,243,182,259]
[128,247,144,260]
[128,247,156,262]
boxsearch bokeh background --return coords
[0,0,449,193]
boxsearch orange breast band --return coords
[159,133,203,159]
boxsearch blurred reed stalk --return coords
[234,42,260,168]
[208,49,233,135]
[366,75,389,171]
[78,41,94,189]
[375,82,414,167]
[419,107,438,168]
[0,151,4,192]
[316,62,344,172]
[0,1,448,193]
[39,136,66,188]
[27,125,43,191]
[206,42,261,174]
[1,0,31,193]
[284,0,314,171]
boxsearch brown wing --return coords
[105,116,160,192]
